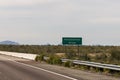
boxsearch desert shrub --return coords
[47,56,62,65]
[110,49,120,61]
[63,61,72,67]
[103,68,110,74]
[35,54,44,62]
[35,55,39,61]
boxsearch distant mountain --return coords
[0,40,19,45]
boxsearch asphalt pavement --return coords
[0,54,120,80]
[0,54,76,80]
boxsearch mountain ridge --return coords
[0,40,19,45]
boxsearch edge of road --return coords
[0,52,78,80]
[7,59,78,80]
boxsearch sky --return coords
[0,0,120,45]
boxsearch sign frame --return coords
[62,37,82,45]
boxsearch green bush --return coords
[46,56,54,64]
[63,61,72,67]
[95,67,102,72]
[47,56,62,65]
[103,68,110,74]
[35,55,39,62]
[35,54,44,62]
[39,54,44,61]
[110,49,120,61]
[79,65,89,70]
[53,57,62,65]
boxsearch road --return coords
[0,54,76,80]
[0,54,120,80]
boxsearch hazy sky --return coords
[0,0,120,45]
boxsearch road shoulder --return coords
[18,60,120,80]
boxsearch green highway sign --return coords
[62,37,82,45]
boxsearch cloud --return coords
[88,17,120,25]
[0,0,32,6]
[0,0,120,45]
[0,0,61,6]
[1,0,120,25]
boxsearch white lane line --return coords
[9,60,77,80]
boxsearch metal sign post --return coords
[78,45,80,56]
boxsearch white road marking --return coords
[8,59,77,80]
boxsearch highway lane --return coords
[0,54,120,80]
[0,55,77,80]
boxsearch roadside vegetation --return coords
[0,45,120,65]
[0,45,120,76]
